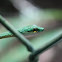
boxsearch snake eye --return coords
[33,28,38,33]
[27,31,30,32]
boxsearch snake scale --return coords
[0,25,44,39]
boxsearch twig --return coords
[0,15,35,52]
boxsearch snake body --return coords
[0,25,44,39]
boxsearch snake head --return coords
[19,25,44,34]
[31,25,44,33]
[23,25,44,33]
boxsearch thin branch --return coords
[0,15,35,52]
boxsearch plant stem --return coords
[0,15,35,52]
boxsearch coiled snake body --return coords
[0,25,44,39]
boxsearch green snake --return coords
[0,25,44,39]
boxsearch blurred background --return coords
[0,0,62,62]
